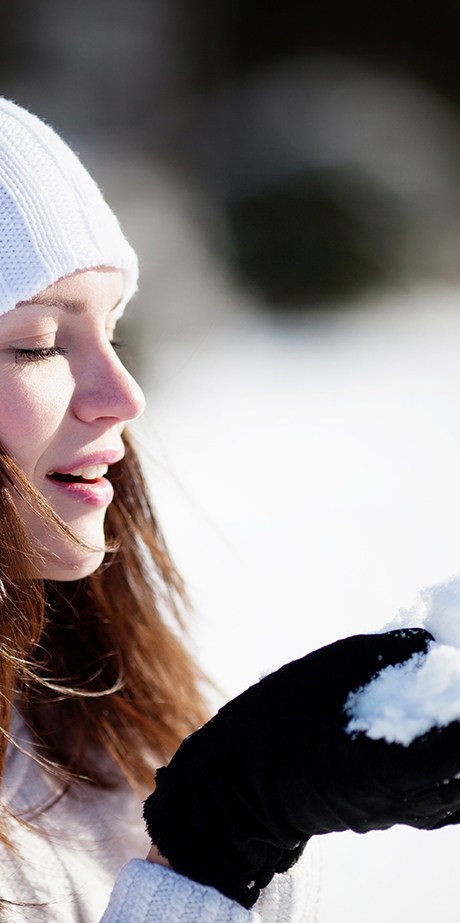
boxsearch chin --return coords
[14,497,109,581]
[40,548,107,582]
[26,516,108,582]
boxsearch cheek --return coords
[0,376,70,464]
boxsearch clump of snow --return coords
[382,573,460,648]
[345,573,460,745]
[345,643,460,745]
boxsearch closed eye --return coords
[14,346,68,363]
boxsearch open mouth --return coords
[47,465,109,484]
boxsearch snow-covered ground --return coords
[135,282,460,921]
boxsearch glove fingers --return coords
[403,776,460,825]
[361,628,435,672]
[430,808,460,829]
[271,628,437,719]
[394,720,460,795]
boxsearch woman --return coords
[2,97,460,923]
[0,96,214,921]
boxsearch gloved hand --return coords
[144,629,460,908]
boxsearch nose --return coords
[72,344,146,425]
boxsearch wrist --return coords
[146,844,171,868]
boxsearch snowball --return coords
[345,573,460,745]
[382,573,460,648]
[345,643,460,745]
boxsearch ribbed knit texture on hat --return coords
[0,98,138,318]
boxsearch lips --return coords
[45,454,122,507]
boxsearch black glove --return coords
[144,629,460,908]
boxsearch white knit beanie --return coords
[0,98,138,318]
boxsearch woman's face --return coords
[0,268,145,580]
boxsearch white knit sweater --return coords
[0,719,320,923]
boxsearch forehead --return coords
[0,268,124,333]
[19,268,124,310]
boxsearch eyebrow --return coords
[14,296,122,315]
[15,297,86,315]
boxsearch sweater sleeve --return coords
[100,839,320,923]
[99,860,259,923]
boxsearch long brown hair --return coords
[0,430,209,826]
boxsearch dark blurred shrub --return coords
[225,166,405,309]
[0,0,35,81]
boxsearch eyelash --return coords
[13,340,124,363]
[14,346,68,363]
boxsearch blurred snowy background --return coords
[4,2,460,919]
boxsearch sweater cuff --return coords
[100,859,260,923]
